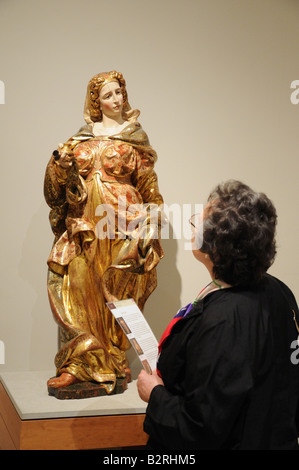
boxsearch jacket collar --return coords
[182,288,229,320]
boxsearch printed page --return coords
[107,299,158,373]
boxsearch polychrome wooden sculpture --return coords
[44,71,164,397]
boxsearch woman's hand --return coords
[137,369,164,403]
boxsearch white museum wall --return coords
[0,0,298,373]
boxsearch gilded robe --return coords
[44,121,164,392]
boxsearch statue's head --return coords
[84,71,138,124]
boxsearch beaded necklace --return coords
[192,279,231,306]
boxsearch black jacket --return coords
[144,274,299,450]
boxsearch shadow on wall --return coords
[18,201,58,371]
[128,224,182,378]
[143,223,182,339]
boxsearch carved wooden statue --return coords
[44,71,164,398]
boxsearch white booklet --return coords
[107,298,158,374]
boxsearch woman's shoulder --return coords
[201,274,298,320]
[262,273,298,309]
[111,121,150,146]
[71,124,95,139]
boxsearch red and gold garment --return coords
[44,122,164,392]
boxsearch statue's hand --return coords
[53,143,74,169]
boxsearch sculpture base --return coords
[0,372,147,449]
[48,377,128,400]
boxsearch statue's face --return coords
[99,81,124,120]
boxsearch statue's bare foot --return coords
[47,372,80,389]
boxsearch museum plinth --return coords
[0,371,148,450]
